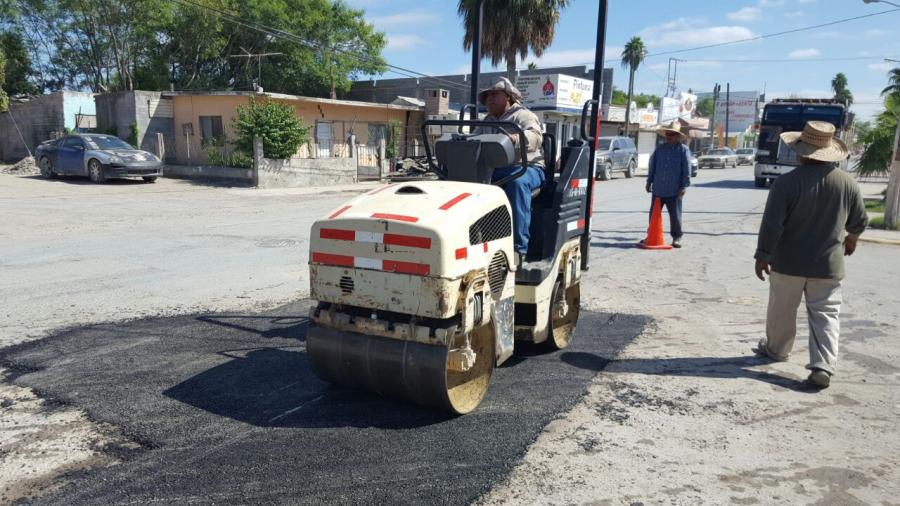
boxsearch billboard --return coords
[517,74,594,114]
[657,92,697,124]
[715,91,759,134]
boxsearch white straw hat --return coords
[780,121,849,162]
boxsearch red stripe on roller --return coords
[577,218,586,229]
[369,184,394,195]
[311,252,354,267]
[570,179,579,188]
[383,260,430,276]
[455,247,468,260]
[384,233,431,249]
[483,242,488,253]
[327,205,351,219]
[371,213,419,223]
[319,228,355,241]
[439,192,471,210]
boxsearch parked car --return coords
[36,134,163,184]
[698,148,738,169]
[595,136,638,180]
[735,148,757,165]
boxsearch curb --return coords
[859,236,900,246]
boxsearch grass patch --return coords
[869,216,900,230]
[865,200,885,213]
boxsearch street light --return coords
[864,0,900,229]
[863,0,900,7]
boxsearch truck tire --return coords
[624,159,635,178]
[754,177,767,188]
[598,162,612,181]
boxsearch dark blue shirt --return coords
[647,143,691,197]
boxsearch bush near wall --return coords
[234,99,310,159]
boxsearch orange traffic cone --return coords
[639,197,673,250]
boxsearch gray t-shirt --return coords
[755,163,867,279]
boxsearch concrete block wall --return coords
[0,93,65,161]
[95,91,176,160]
[254,136,357,188]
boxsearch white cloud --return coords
[639,20,758,47]
[788,48,821,58]
[759,0,785,5]
[647,61,721,72]
[368,10,437,29]
[865,29,890,37]
[797,0,815,4]
[728,7,761,22]
[869,62,895,71]
[386,34,426,51]
[785,10,803,17]
[517,47,623,69]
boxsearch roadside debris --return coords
[1,156,39,176]
[386,156,437,182]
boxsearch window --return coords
[367,123,387,147]
[62,137,84,149]
[199,116,224,146]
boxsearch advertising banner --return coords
[517,74,594,114]
[658,92,697,124]
[715,91,759,134]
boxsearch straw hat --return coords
[657,121,686,141]
[780,121,849,162]
[477,77,523,105]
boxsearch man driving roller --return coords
[474,77,545,266]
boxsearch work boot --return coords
[807,368,831,389]
[672,237,682,248]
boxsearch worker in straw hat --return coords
[644,121,692,248]
[753,120,868,389]
[473,76,545,265]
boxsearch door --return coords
[316,122,333,158]
[57,137,86,174]
[610,139,623,169]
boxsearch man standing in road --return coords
[475,77,545,265]
[753,121,868,389]
[645,122,691,248]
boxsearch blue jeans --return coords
[649,195,683,239]
[492,164,545,254]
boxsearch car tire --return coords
[692,169,698,178]
[754,177,767,188]
[88,159,106,184]
[142,176,157,183]
[39,156,56,179]
[598,162,612,181]
[624,159,635,178]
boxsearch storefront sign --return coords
[517,74,594,114]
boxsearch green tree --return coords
[697,96,715,117]
[234,99,310,159]
[0,47,8,112]
[0,31,38,95]
[621,36,647,135]
[633,93,660,108]
[883,67,900,98]
[611,87,628,106]
[458,0,570,80]
[855,95,898,176]
[831,72,853,106]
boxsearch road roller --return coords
[306,1,607,414]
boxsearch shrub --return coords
[234,99,309,159]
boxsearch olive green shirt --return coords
[755,163,867,280]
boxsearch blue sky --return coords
[346,0,900,122]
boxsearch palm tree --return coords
[831,72,853,106]
[458,0,570,81]
[882,67,900,98]
[621,36,647,136]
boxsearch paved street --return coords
[2,169,899,504]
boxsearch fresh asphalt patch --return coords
[0,300,647,505]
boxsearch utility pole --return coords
[709,83,720,150]
[228,48,284,92]
[725,83,731,149]
[665,58,684,97]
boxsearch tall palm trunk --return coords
[506,49,517,81]
[624,65,636,136]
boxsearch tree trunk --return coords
[506,49,517,82]
[624,66,636,136]
[885,122,900,229]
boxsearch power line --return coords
[681,56,898,63]
[168,0,473,93]
[572,7,900,68]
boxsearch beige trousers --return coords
[765,271,842,374]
